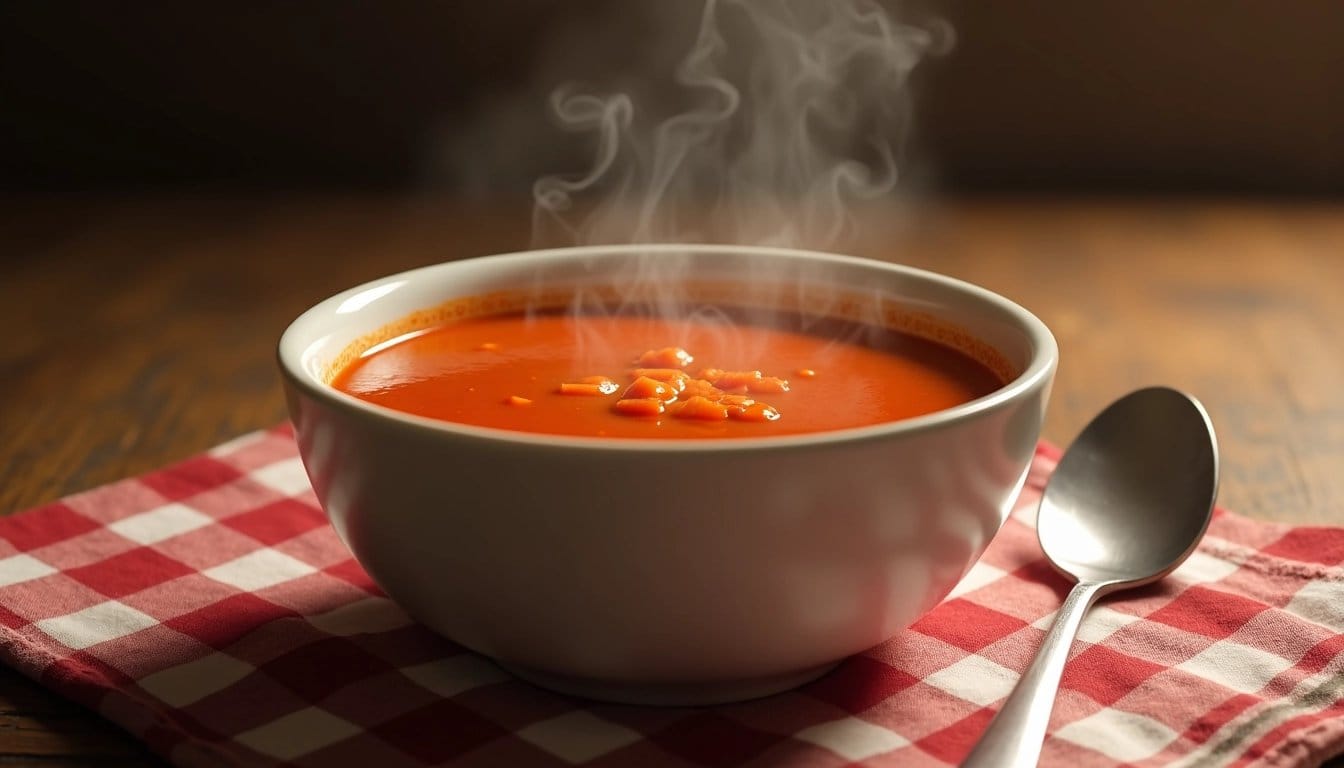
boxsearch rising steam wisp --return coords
[532,0,947,250]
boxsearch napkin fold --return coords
[2,427,1344,767]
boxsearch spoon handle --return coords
[961,579,1109,768]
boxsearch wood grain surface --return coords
[2,195,1343,764]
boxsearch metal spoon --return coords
[962,387,1219,768]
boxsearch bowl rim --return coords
[277,243,1057,454]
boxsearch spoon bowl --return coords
[1041,386,1219,586]
[963,387,1219,768]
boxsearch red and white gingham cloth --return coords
[3,426,1344,767]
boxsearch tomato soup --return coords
[332,311,1002,439]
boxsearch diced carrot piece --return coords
[624,376,676,401]
[630,368,690,390]
[477,342,501,351]
[748,376,790,394]
[719,394,755,417]
[614,397,665,417]
[795,368,817,378]
[506,395,532,406]
[681,378,724,400]
[637,347,694,368]
[698,368,725,381]
[674,395,729,421]
[718,394,754,413]
[731,402,781,422]
[710,370,762,391]
[559,381,618,396]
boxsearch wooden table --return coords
[3,195,1343,764]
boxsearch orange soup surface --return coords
[332,312,1004,439]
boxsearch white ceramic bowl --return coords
[278,244,1056,705]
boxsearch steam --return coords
[532,0,949,250]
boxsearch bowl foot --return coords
[497,660,841,706]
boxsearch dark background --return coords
[3,0,1342,196]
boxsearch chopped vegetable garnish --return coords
[748,376,790,394]
[637,347,694,368]
[630,369,691,390]
[594,347,790,424]
[559,380,619,396]
[680,378,724,400]
[733,402,781,422]
[675,395,729,421]
[624,376,677,401]
[707,370,764,392]
[614,397,665,417]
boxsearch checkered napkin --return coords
[3,428,1344,767]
